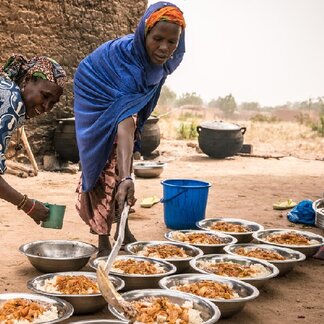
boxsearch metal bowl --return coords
[27,271,124,314]
[125,240,204,273]
[196,218,264,243]
[159,273,259,318]
[19,240,97,273]
[252,229,324,257]
[190,254,279,288]
[0,292,73,323]
[108,289,221,323]
[224,243,306,276]
[69,321,128,324]
[313,198,324,229]
[89,255,176,291]
[133,162,166,178]
[165,230,238,254]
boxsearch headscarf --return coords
[74,1,185,192]
[145,5,186,35]
[1,54,66,88]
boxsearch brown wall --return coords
[0,0,147,159]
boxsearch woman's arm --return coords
[0,175,49,224]
[115,117,136,214]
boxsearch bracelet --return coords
[17,194,28,210]
[118,176,133,186]
[25,199,36,215]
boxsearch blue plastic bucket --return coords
[161,179,212,230]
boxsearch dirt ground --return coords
[1,139,323,324]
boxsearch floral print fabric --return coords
[0,76,26,174]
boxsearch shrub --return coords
[177,121,198,140]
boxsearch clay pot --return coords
[54,118,79,163]
[197,121,246,158]
[140,116,160,156]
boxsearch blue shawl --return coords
[74,1,185,191]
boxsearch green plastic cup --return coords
[41,203,66,229]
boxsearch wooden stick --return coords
[237,153,285,160]
[6,167,28,178]
[18,127,38,175]
[6,161,36,177]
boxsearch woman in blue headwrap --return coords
[0,54,66,224]
[74,1,186,256]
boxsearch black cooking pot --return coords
[197,121,246,158]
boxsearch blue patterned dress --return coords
[0,76,26,174]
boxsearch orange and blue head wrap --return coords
[145,6,186,36]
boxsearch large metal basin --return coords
[252,229,324,257]
[19,240,97,273]
[27,271,124,314]
[165,229,237,254]
[89,255,176,291]
[159,273,259,318]
[224,243,306,276]
[125,240,203,273]
[108,289,221,323]
[190,254,279,288]
[197,218,264,243]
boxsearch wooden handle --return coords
[18,127,38,175]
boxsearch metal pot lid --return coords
[199,120,241,130]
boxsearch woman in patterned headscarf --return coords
[74,1,186,256]
[0,54,66,224]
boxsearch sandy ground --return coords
[1,140,324,323]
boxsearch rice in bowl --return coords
[264,231,319,246]
[129,297,203,324]
[172,280,240,300]
[172,232,225,245]
[36,275,100,295]
[196,260,271,279]
[137,244,189,259]
[0,298,58,323]
[111,258,166,275]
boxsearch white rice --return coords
[0,305,58,323]
[198,260,271,278]
[133,300,203,324]
[36,276,98,294]
[111,263,165,274]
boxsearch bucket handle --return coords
[160,188,188,203]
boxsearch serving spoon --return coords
[96,203,136,319]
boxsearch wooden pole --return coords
[18,126,39,175]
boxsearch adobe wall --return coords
[0,0,147,159]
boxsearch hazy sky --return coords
[148,0,324,106]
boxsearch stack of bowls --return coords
[313,198,324,229]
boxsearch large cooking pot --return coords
[140,116,160,156]
[54,118,79,163]
[197,121,246,158]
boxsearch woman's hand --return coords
[115,180,136,217]
[22,199,49,224]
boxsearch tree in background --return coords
[208,94,237,116]
[158,85,177,107]
[240,101,260,111]
[175,92,203,107]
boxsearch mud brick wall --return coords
[0,0,147,159]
